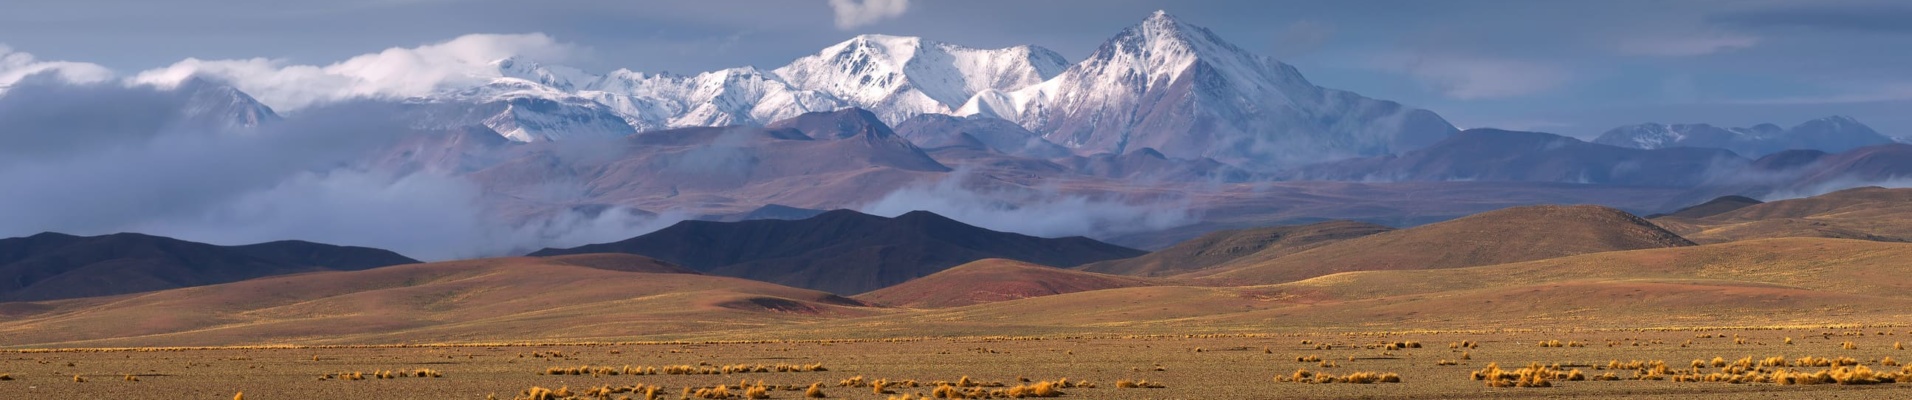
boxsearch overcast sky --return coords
[3,0,1909,137]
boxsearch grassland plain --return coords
[5,328,1912,399]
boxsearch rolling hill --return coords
[729,237,1912,340]
[1075,220,1392,277]
[1189,205,1695,285]
[529,209,1144,294]
[0,232,417,302]
[0,254,875,347]
[855,259,1151,308]
[1659,186,1912,243]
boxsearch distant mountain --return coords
[1193,205,1695,285]
[958,11,1456,167]
[0,232,417,301]
[893,113,1071,158]
[1593,116,1896,157]
[528,209,1145,295]
[465,108,952,213]
[1291,129,1744,187]
[1076,220,1392,277]
[856,258,1150,308]
[404,78,637,142]
[365,11,1453,169]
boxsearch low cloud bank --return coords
[861,172,1198,240]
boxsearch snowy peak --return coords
[173,78,280,129]
[492,56,589,91]
[772,34,1069,123]
[960,10,1451,167]
[1087,9,1294,90]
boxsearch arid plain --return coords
[5,187,1912,399]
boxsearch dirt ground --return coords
[5,327,1912,399]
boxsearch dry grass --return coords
[805,382,826,398]
[0,373,12,381]
[1278,369,1402,384]
[1113,379,1164,389]
[1471,362,1589,388]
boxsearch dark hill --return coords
[1649,195,1764,219]
[529,210,1145,294]
[0,232,417,301]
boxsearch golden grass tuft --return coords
[805,382,827,398]
[1843,341,1858,350]
[234,392,244,400]
[1295,355,1322,362]
[0,373,11,381]
[73,374,86,383]
[124,374,138,382]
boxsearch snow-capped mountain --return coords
[1593,116,1897,157]
[366,10,1455,169]
[957,11,1456,167]
[772,34,1068,123]
[173,78,280,130]
[445,35,1066,141]
[408,78,636,142]
[581,67,845,130]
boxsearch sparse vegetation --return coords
[1113,379,1164,389]
[1278,369,1402,384]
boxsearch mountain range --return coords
[377,11,1456,169]
[1595,116,1898,157]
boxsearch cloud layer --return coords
[860,172,1197,240]
[0,80,677,260]
[0,45,113,90]
[131,33,578,111]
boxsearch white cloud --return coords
[0,44,114,90]
[827,0,910,30]
[1380,53,1572,100]
[1618,32,1759,57]
[131,33,579,111]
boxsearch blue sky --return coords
[3,0,1909,138]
